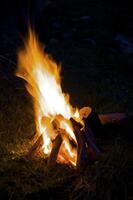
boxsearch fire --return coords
[16,28,83,166]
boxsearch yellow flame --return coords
[16,28,81,166]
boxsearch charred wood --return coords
[70,118,88,169]
[83,123,101,155]
[47,134,62,167]
[82,111,102,155]
[84,110,103,139]
[99,113,126,125]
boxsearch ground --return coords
[0,1,133,199]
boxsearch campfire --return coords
[16,28,101,168]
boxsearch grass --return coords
[0,135,132,199]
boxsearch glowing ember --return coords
[16,28,84,166]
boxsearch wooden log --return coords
[83,110,104,139]
[80,107,126,141]
[70,118,88,169]
[47,134,63,167]
[79,107,126,125]
[83,123,101,155]
[81,110,102,155]
[99,113,126,125]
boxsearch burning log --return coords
[83,124,101,155]
[80,107,126,141]
[80,107,102,152]
[80,106,126,125]
[70,118,88,169]
[47,134,62,167]
[24,109,102,166]
[81,109,103,139]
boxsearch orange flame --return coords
[16,29,82,166]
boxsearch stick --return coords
[82,111,101,154]
[47,134,62,167]
[83,124,101,154]
[70,118,88,169]
[84,111,103,138]
[99,113,126,125]
[79,107,126,125]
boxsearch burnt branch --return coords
[71,118,88,169]
[47,134,62,167]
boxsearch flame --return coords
[16,29,82,166]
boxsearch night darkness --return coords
[0,1,133,200]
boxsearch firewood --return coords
[99,113,126,125]
[83,123,101,155]
[79,106,92,119]
[79,106,126,125]
[70,118,88,169]
[83,110,103,139]
[47,134,62,167]
[81,110,102,154]
[80,107,126,143]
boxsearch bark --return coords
[70,118,88,169]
